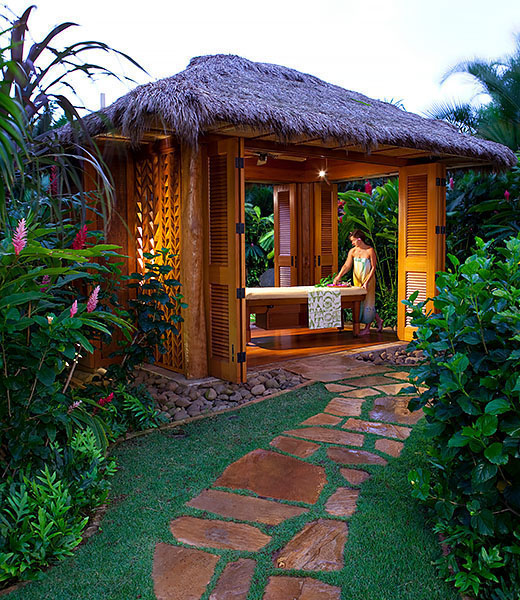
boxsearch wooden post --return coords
[180,143,208,378]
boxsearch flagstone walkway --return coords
[152,367,423,600]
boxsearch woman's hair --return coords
[350,229,372,246]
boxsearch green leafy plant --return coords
[406,236,520,599]
[0,429,116,584]
[0,6,145,234]
[76,383,166,440]
[244,196,274,286]
[0,219,130,472]
[107,249,185,381]
[446,158,520,263]
[338,179,398,326]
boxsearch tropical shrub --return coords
[0,219,129,472]
[0,429,116,584]
[73,383,167,440]
[244,195,274,286]
[0,7,164,586]
[338,179,398,326]
[406,236,520,599]
[446,159,520,263]
[106,249,186,382]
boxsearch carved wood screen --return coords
[134,143,184,372]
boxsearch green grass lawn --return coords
[8,380,458,600]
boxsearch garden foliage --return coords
[244,185,274,286]
[0,7,176,587]
[0,219,173,585]
[446,157,520,262]
[107,248,186,381]
[338,179,398,326]
[407,236,520,599]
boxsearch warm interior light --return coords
[318,170,327,178]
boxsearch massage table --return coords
[246,285,367,341]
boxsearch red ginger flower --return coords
[72,225,88,250]
[98,392,114,407]
[50,166,58,196]
[70,300,78,318]
[505,189,510,201]
[13,218,27,256]
[40,275,51,292]
[86,285,100,313]
[364,180,372,195]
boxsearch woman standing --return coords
[333,229,383,335]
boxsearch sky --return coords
[4,0,520,117]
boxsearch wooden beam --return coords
[180,143,208,379]
[304,158,398,181]
[244,157,308,183]
[245,139,409,167]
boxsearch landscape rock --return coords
[138,366,309,426]
[174,409,189,421]
[205,388,217,401]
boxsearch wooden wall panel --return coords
[313,182,338,283]
[297,183,314,285]
[274,184,298,286]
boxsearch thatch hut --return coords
[70,54,517,382]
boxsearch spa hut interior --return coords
[66,54,516,383]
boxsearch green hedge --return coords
[406,236,520,599]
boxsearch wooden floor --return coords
[247,325,398,368]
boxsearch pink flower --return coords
[98,392,114,407]
[70,300,78,318]
[339,216,343,224]
[364,180,372,195]
[504,189,510,201]
[86,285,100,313]
[72,225,88,250]
[12,218,27,256]
[67,400,82,413]
[40,275,51,292]
[449,177,454,190]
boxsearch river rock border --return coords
[352,344,423,366]
[135,367,306,422]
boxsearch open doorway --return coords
[244,179,396,368]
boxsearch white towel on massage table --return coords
[307,288,342,329]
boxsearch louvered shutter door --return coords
[397,164,446,341]
[274,184,297,286]
[313,182,338,282]
[206,138,246,382]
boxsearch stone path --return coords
[152,366,423,600]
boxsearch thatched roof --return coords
[64,54,516,169]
